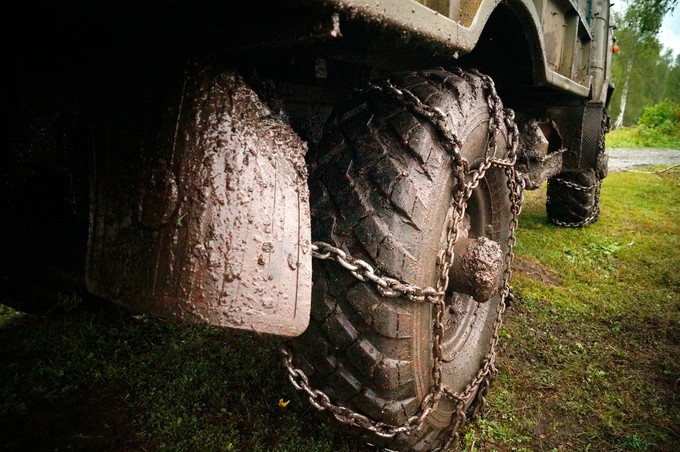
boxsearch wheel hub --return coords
[448,236,503,303]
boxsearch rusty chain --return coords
[309,242,444,303]
[280,68,524,447]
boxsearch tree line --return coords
[609,0,679,128]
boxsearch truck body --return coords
[2,1,614,448]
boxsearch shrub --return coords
[635,100,680,148]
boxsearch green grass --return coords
[0,305,362,451]
[460,169,680,451]
[606,126,680,149]
[2,169,679,451]
[606,126,643,148]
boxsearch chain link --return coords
[281,68,524,446]
[551,177,597,192]
[310,242,444,302]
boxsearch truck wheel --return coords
[292,69,513,450]
[546,170,601,228]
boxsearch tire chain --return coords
[280,68,524,448]
[549,107,607,229]
[552,177,597,192]
[548,178,602,228]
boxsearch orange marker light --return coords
[612,44,619,53]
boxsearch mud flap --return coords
[87,64,311,336]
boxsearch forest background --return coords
[606,0,680,148]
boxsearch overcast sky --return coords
[659,7,680,59]
[612,2,680,59]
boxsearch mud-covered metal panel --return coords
[87,63,312,336]
[415,0,483,27]
[543,0,568,72]
[516,119,566,189]
[580,102,607,172]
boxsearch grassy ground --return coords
[606,126,680,149]
[606,127,644,148]
[459,168,680,451]
[1,169,679,451]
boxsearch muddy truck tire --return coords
[291,69,513,450]
[547,170,601,228]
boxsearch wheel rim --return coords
[413,113,511,428]
[441,182,494,360]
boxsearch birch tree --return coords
[610,1,677,127]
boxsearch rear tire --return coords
[292,69,513,450]
[547,170,601,228]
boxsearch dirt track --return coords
[607,147,680,172]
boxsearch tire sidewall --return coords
[412,101,511,430]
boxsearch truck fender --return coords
[87,63,312,336]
